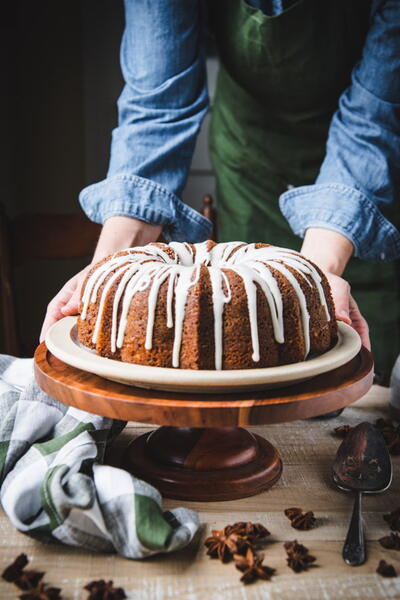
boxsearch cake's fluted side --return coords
[77,241,337,370]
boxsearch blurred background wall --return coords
[0,1,217,354]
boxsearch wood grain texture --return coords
[201,194,217,240]
[34,344,374,426]
[123,428,282,501]
[1,386,399,599]
[33,345,374,500]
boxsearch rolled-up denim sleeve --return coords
[79,0,212,242]
[280,0,400,262]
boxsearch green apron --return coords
[209,0,400,375]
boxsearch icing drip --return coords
[145,266,171,350]
[92,264,131,346]
[166,269,177,328]
[111,265,140,352]
[229,265,261,362]
[169,242,194,266]
[80,242,332,369]
[264,261,310,358]
[243,261,284,343]
[171,265,201,367]
[117,263,161,349]
[209,268,232,370]
[192,240,211,265]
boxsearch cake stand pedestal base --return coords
[34,343,374,502]
[123,426,282,501]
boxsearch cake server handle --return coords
[343,491,365,566]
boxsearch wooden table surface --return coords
[1,385,399,599]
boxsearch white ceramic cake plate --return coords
[45,317,361,394]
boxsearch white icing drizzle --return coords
[229,265,261,362]
[145,266,171,350]
[264,261,310,358]
[192,240,212,265]
[242,261,284,343]
[92,264,131,345]
[110,265,139,352]
[209,267,232,370]
[80,242,332,369]
[166,269,177,328]
[169,242,193,266]
[171,265,201,367]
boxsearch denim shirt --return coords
[79,0,400,262]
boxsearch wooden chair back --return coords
[0,195,216,356]
[0,206,101,356]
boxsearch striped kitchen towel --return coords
[0,354,199,558]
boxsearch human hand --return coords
[301,227,371,350]
[39,265,92,342]
[39,216,162,343]
[324,272,370,350]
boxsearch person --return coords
[41,0,400,376]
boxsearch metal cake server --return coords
[332,422,392,566]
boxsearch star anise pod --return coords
[376,560,398,578]
[383,507,400,531]
[204,529,249,562]
[379,532,400,550]
[284,507,316,530]
[2,554,62,600]
[17,570,46,591]
[375,419,400,455]
[233,547,275,585]
[284,507,302,520]
[333,425,354,438]
[84,579,127,600]
[284,540,317,572]
[2,554,47,593]
[2,553,29,583]
[341,455,382,482]
[224,522,270,545]
[19,582,62,600]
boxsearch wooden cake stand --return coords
[34,343,373,502]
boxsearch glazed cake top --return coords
[80,241,331,369]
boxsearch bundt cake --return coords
[77,240,337,370]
